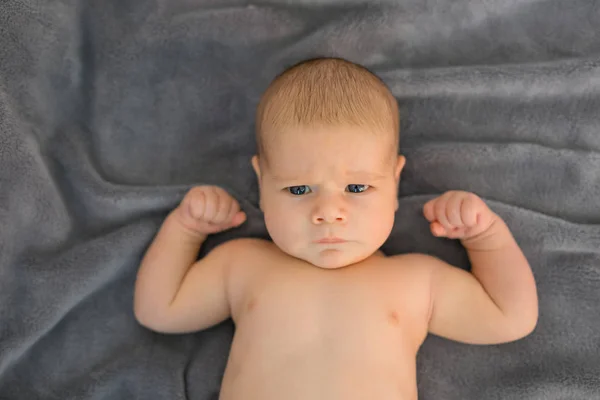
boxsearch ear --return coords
[394,155,406,211]
[251,155,264,211]
[251,155,261,185]
[394,155,406,182]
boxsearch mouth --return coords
[315,237,347,244]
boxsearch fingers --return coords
[461,193,480,227]
[446,192,464,227]
[211,187,235,225]
[431,222,467,239]
[187,187,207,220]
[429,221,445,236]
[230,211,247,227]
[423,191,486,238]
[423,200,436,222]
[432,192,452,230]
[223,193,246,228]
[181,186,246,233]
[201,186,219,222]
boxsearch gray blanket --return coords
[1,0,599,399]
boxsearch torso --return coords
[219,239,432,400]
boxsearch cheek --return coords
[355,195,396,236]
[263,199,306,244]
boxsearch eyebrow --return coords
[346,171,388,180]
[270,171,388,182]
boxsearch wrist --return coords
[461,214,511,251]
[169,207,209,244]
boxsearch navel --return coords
[246,298,256,312]
[388,310,400,326]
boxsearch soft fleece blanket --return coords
[1,1,599,399]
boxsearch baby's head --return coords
[252,57,405,269]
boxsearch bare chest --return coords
[221,259,427,400]
[230,259,429,353]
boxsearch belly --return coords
[220,310,419,400]
[219,257,428,400]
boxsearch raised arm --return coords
[422,191,538,345]
[134,186,246,334]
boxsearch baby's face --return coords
[253,126,404,269]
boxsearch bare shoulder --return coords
[214,237,272,250]
[385,252,460,296]
[209,237,276,260]
[202,237,278,283]
[380,253,450,346]
[210,238,280,316]
[386,252,451,277]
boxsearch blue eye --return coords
[346,184,369,193]
[288,185,311,195]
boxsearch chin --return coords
[309,250,368,269]
[312,260,349,269]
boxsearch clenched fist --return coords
[176,186,246,235]
[423,191,497,241]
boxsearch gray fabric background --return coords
[1,0,600,399]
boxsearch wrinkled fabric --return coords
[1,1,599,399]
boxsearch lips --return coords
[315,237,347,244]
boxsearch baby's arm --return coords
[421,191,538,344]
[134,186,246,334]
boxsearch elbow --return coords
[134,307,155,330]
[514,315,538,341]
[514,296,539,340]
[498,290,539,343]
[133,298,171,333]
[524,308,539,336]
[504,309,538,343]
[133,303,158,331]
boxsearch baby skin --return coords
[134,126,538,400]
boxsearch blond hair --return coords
[255,57,399,161]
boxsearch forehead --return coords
[264,126,394,178]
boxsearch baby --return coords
[134,58,538,400]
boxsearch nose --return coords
[311,195,347,224]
